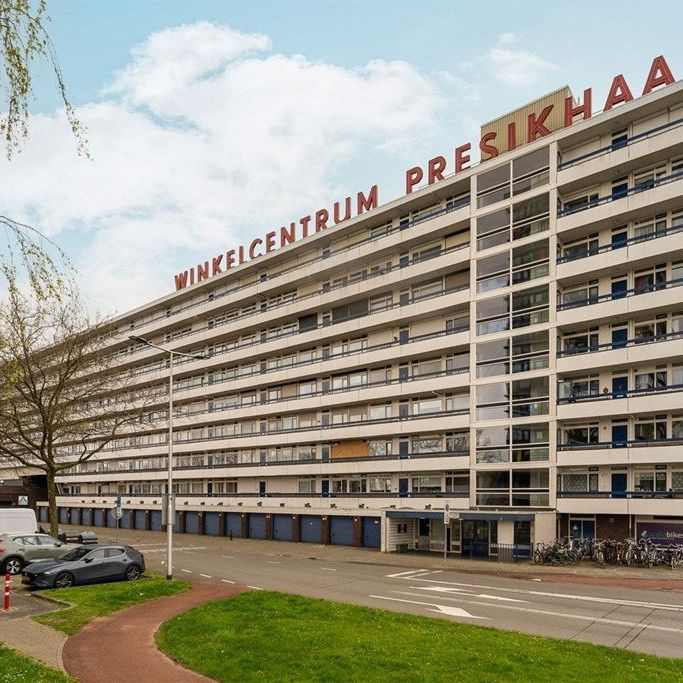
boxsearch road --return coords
[70,527,683,658]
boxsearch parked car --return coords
[22,544,145,588]
[0,533,82,575]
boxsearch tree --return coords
[0,273,153,535]
[0,0,87,158]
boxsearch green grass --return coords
[32,574,189,635]
[157,591,683,683]
[0,644,72,683]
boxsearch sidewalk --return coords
[62,583,244,683]
[0,613,67,671]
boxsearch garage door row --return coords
[44,507,381,549]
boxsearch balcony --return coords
[557,277,683,327]
[557,383,683,420]
[557,223,683,283]
[557,171,683,235]
[556,331,683,374]
[557,438,683,467]
[557,490,683,516]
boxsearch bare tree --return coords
[0,271,152,535]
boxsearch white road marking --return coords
[390,590,683,635]
[371,595,487,620]
[181,569,192,574]
[221,579,235,584]
[386,569,437,578]
[395,576,683,613]
[222,555,234,559]
[266,561,280,565]
[414,586,527,603]
[247,585,263,590]
[320,568,337,572]
[200,573,212,578]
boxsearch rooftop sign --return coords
[173,55,675,291]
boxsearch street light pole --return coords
[167,349,174,581]
[129,335,207,581]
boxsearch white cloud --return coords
[0,23,442,315]
[486,33,556,87]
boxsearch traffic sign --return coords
[113,507,123,520]
[17,496,28,506]
[443,502,450,525]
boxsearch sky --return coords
[2,0,681,315]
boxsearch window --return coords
[411,475,441,493]
[635,416,667,441]
[562,329,599,354]
[298,478,316,494]
[369,404,392,420]
[476,426,509,463]
[634,471,666,492]
[558,375,599,401]
[370,440,392,457]
[412,436,442,453]
[413,397,442,415]
[512,147,550,195]
[446,431,469,453]
[559,472,599,492]
[477,164,511,208]
[563,425,599,446]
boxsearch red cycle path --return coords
[63,583,245,682]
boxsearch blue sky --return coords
[6,0,682,314]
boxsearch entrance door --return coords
[612,376,628,398]
[418,518,430,551]
[462,521,491,558]
[611,424,628,448]
[611,229,628,248]
[611,279,628,299]
[611,328,628,349]
[611,473,628,498]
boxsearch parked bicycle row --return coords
[532,536,683,569]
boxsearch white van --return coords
[0,508,38,535]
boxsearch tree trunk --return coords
[46,470,59,537]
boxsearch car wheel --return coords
[3,557,23,575]
[54,572,75,588]
[125,564,142,581]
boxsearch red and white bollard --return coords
[3,573,10,612]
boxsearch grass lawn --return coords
[32,574,189,635]
[157,591,683,683]
[0,644,72,683]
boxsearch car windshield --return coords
[61,547,92,561]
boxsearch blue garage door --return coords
[185,512,200,534]
[81,508,92,526]
[69,508,80,525]
[225,513,242,538]
[94,509,104,527]
[362,517,381,548]
[300,515,322,544]
[39,507,48,523]
[248,514,266,540]
[151,510,162,532]
[205,512,220,536]
[107,509,117,528]
[121,509,132,529]
[273,515,293,541]
[59,508,69,524]
[134,510,146,530]
[330,516,354,546]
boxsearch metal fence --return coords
[468,541,533,563]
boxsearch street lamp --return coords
[129,335,208,580]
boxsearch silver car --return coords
[0,534,81,575]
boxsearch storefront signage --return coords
[173,55,675,291]
[636,521,683,545]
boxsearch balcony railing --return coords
[556,220,683,264]
[557,167,683,218]
[557,115,683,170]
[557,276,683,311]
[557,329,683,357]
[558,436,683,451]
[60,447,471,477]
[558,490,683,499]
[557,382,683,404]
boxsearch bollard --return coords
[3,573,10,612]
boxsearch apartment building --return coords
[35,67,683,554]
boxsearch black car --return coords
[22,544,145,588]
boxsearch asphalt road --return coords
[68,527,683,658]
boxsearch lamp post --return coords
[129,335,207,580]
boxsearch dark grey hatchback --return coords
[22,544,145,588]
